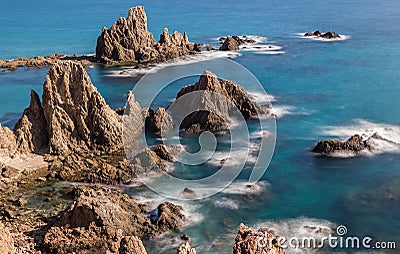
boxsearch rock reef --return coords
[312,134,367,155]
[219,35,256,51]
[43,185,185,253]
[304,30,341,39]
[96,6,198,65]
[233,223,285,254]
[0,53,93,72]
[172,70,266,133]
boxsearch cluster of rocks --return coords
[43,185,186,253]
[312,133,394,156]
[233,223,285,254]
[219,35,256,51]
[0,53,93,72]
[96,6,200,65]
[304,30,341,39]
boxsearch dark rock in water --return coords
[219,35,256,51]
[14,90,48,154]
[43,186,185,253]
[312,134,368,155]
[180,110,228,134]
[233,223,284,254]
[96,6,198,65]
[0,222,14,254]
[321,31,341,39]
[181,187,197,199]
[220,36,240,51]
[119,236,147,254]
[173,70,263,133]
[304,30,322,37]
[304,30,341,39]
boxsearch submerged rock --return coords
[0,222,14,254]
[312,134,368,155]
[44,186,185,253]
[233,223,285,254]
[321,31,341,39]
[96,6,197,65]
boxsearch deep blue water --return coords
[1,0,400,253]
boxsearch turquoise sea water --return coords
[1,0,400,253]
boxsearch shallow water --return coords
[1,0,400,253]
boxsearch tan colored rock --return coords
[119,236,147,254]
[233,223,285,254]
[177,242,196,254]
[173,70,262,133]
[0,124,17,158]
[44,186,185,253]
[14,90,48,154]
[147,107,174,136]
[96,6,196,65]
[42,61,122,155]
[0,53,93,72]
[0,222,14,254]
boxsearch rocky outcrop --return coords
[233,223,285,254]
[304,30,341,39]
[173,70,263,133]
[0,222,14,254]
[0,53,93,72]
[177,242,196,254]
[42,61,122,155]
[146,107,174,136]
[120,236,147,254]
[312,134,368,155]
[0,124,17,158]
[14,90,48,154]
[44,185,185,253]
[321,31,341,39]
[96,6,197,65]
[219,36,256,51]
[220,36,240,51]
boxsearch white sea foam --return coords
[320,119,400,156]
[106,50,241,77]
[256,51,286,55]
[214,197,239,209]
[296,32,350,42]
[269,105,311,118]
[248,91,276,104]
